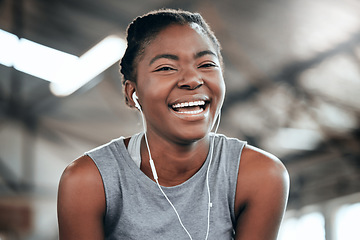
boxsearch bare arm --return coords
[57,155,106,240]
[234,145,290,240]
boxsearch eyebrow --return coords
[195,50,217,59]
[149,50,217,66]
[149,54,179,65]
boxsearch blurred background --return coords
[0,0,359,239]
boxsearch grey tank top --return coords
[86,133,246,240]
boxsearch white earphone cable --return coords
[135,93,221,240]
[138,105,193,239]
[204,110,221,240]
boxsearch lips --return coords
[168,94,210,120]
[171,100,206,114]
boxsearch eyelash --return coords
[199,63,217,68]
[154,66,176,72]
[153,62,217,72]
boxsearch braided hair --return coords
[119,8,223,85]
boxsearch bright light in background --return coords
[50,35,126,96]
[335,203,360,240]
[0,29,79,82]
[0,29,126,97]
[15,39,79,83]
[0,29,19,67]
[278,212,325,240]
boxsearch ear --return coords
[124,80,137,109]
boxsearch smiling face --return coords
[126,23,225,145]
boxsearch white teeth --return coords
[172,100,205,109]
[177,108,204,114]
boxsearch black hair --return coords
[119,8,223,85]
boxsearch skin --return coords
[57,24,289,240]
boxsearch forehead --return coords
[142,24,217,59]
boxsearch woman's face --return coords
[133,23,225,144]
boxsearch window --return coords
[278,212,325,240]
[335,203,360,240]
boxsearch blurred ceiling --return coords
[0,0,360,209]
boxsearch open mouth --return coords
[170,100,208,114]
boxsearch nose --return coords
[177,68,203,90]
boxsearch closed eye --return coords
[153,66,177,72]
[199,63,217,69]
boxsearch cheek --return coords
[211,75,226,113]
[137,77,174,114]
[217,83,226,111]
[141,78,174,100]
[210,73,226,100]
[218,77,226,96]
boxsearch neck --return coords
[140,132,211,187]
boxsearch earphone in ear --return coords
[132,92,141,110]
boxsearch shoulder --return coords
[60,155,103,188]
[240,145,288,180]
[58,155,105,215]
[235,144,289,212]
[58,155,106,239]
[233,145,289,239]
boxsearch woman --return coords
[57,8,289,240]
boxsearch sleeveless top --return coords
[127,132,143,168]
[86,133,246,240]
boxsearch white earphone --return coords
[132,90,221,240]
[132,92,141,110]
[132,91,158,180]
